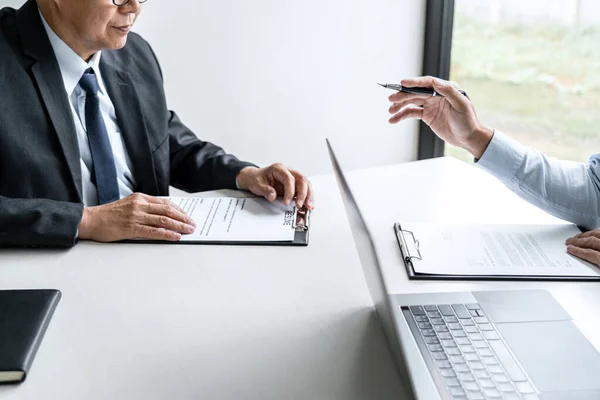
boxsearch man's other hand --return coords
[78,193,196,242]
[566,230,600,266]
[236,164,314,210]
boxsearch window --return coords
[445,0,600,163]
[420,1,600,163]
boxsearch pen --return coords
[378,83,467,97]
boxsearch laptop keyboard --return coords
[404,303,538,400]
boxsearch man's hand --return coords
[565,230,600,266]
[78,193,196,242]
[236,164,314,210]
[388,76,494,159]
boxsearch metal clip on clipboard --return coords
[292,207,309,232]
[395,224,422,264]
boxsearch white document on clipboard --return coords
[169,197,297,242]
[398,222,600,277]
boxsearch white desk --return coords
[1,157,598,400]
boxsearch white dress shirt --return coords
[478,131,600,230]
[39,11,135,206]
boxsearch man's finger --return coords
[389,105,424,124]
[564,236,600,251]
[389,97,427,114]
[141,194,188,216]
[257,184,277,202]
[432,78,469,110]
[144,214,195,234]
[272,166,296,206]
[289,170,309,208]
[145,203,196,226]
[574,229,600,239]
[389,91,429,103]
[400,76,437,88]
[305,181,315,210]
[135,225,182,241]
[567,245,600,266]
[167,201,188,216]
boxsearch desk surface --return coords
[1,157,598,400]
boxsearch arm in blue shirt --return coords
[477,131,600,229]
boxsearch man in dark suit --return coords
[0,0,314,247]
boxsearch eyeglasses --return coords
[113,0,148,6]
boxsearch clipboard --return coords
[175,207,311,246]
[122,207,310,246]
[393,223,600,281]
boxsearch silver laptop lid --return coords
[326,139,395,328]
[326,139,414,388]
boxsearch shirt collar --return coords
[38,8,105,97]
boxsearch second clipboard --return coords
[393,222,600,281]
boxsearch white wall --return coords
[134,1,424,176]
[1,0,24,7]
[4,0,425,176]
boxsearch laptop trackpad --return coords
[497,321,600,393]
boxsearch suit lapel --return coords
[100,63,159,195]
[18,0,82,201]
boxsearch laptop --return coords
[326,139,600,400]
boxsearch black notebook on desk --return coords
[394,222,600,281]
[0,290,61,384]
[125,197,311,246]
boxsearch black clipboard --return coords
[122,208,310,246]
[394,223,600,281]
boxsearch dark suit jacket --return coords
[0,0,255,248]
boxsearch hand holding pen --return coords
[383,76,493,160]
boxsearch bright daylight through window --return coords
[446,0,600,163]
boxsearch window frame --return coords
[417,0,455,160]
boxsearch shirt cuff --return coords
[476,130,528,182]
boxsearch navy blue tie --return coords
[79,68,120,205]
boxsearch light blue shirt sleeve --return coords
[476,131,600,229]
